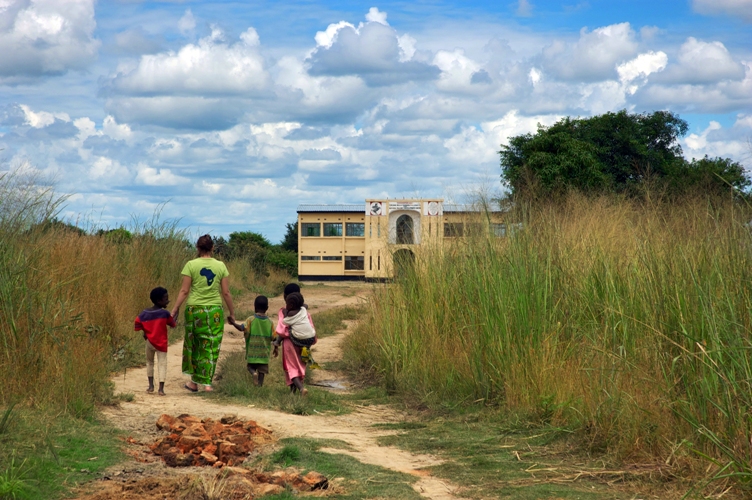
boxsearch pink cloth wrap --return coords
[276,308,316,386]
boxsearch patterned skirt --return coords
[182,305,224,385]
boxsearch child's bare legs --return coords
[247,364,260,387]
[257,373,265,387]
[291,377,306,395]
[147,376,155,393]
[158,382,165,396]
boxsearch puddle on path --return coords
[309,380,349,390]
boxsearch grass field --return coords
[345,194,752,493]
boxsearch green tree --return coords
[499,110,747,198]
[227,231,271,275]
[670,155,750,196]
[280,222,298,253]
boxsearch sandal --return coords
[204,385,213,392]
[184,383,198,392]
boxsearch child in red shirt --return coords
[134,287,177,396]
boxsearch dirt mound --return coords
[150,414,274,467]
[78,468,331,500]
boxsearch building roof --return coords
[297,203,507,213]
[297,204,363,213]
[444,204,505,213]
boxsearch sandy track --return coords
[100,283,467,500]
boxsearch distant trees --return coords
[214,230,297,277]
[280,222,298,253]
[499,110,749,199]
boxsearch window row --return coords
[300,255,365,270]
[301,222,365,237]
[443,223,514,238]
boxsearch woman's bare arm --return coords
[220,277,236,323]
[171,275,192,317]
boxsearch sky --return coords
[1,0,751,242]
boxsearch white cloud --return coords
[660,37,744,84]
[19,104,70,127]
[528,68,542,86]
[135,164,187,186]
[397,34,417,62]
[365,7,388,25]
[682,120,751,162]
[433,49,484,93]
[636,62,752,113]
[541,22,638,81]
[89,156,129,181]
[617,51,667,84]
[202,180,221,194]
[274,56,372,118]
[445,110,561,164]
[0,0,99,82]
[102,116,132,141]
[693,0,752,22]
[308,19,439,86]
[178,9,196,34]
[106,27,268,97]
[314,21,356,49]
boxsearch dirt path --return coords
[100,282,468,500]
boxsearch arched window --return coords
[396,215,414,244]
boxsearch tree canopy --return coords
[499,110,749,198]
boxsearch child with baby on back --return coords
[229,295,274,387]
[274,288,317,395]
[281,292,316,348]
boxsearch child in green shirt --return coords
[230,295,275,387]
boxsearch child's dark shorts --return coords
[290,336,316,348]
[247,363,269,374]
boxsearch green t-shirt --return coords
[244,314,274,364]
[181,257,229,306]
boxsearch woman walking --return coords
[274,283,315,395]
[171,234,235,392]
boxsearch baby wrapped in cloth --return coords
[282,292,316,348]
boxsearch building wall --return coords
[298,212,366,278]
[298,199,506,279]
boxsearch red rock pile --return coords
[150,414,274,468]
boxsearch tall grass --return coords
[0,168,290,417]
[345,193,752,486]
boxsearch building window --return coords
[491,223,506,237]
[396,214,414,244]
[444,222,463,237]
[323,223,342,237]
[323,256,342,261]
[369,255,372,271]
[301,223,320,237]
[346,223,365,237]
[301,256,321,261]
[466,223,483,237]
[345,256,365,270]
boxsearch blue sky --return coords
[1,0,751,241]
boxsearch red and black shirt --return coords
[134,309,176,352]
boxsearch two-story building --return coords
[297,199,506,280]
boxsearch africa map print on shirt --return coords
[200,267,216,286]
